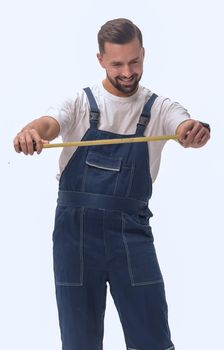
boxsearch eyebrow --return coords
[129,57,140,62]
[111,57,140,65]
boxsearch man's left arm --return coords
[176,119,211,148]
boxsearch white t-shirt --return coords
[48,83,190,183]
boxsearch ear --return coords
[142,47,145,58]
[97,53,106,68]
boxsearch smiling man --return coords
[14,18,210,350]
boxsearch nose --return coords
[121,64,133,78]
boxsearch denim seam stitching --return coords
[121,213,135,286]
[132,279,164,287]
[125,163,135,197]
[55,282,83,286]
[113,171,120,195]
[79,207,84,286]
[102,209,108,261]
[86,161,120,172]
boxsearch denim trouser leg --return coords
[55,270,107,350]
[54,208,108,350]
[109,273,174,350]
[53,208,174,350]
[105,211,175,350]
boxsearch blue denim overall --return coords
[53,88,175,350]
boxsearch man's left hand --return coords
[176,119,210,148]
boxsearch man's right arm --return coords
[13,116,60,155]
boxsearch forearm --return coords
[20,116,60,141]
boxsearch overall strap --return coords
[135,93,158,136]
[83,87,100,129]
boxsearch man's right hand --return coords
[13,116,60,155]
[13,129,48,155]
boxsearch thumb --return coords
[176,120,194,141]
[42,139,49,144]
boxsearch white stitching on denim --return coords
[121,213,135,285]
[125,163,135,197]
[86,161,120,171]
[113,167,120,195]
[79,207,84,286]
[127,345,174,350]
[132,279,164,287]
[128,346,174,350]
[56,282,83,286]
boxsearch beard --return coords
[106,73,142,95]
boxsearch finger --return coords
[18,134,29,155]
[13,136,22,153]
[29,129,44,154]
[183,121,202,146]
[23,131,36,155]
[184,127,210,148]
[177,121,194,142]
[36,139,49,154]
[14,130,39,155]
[191,128,206,146]
[195,130,210,147]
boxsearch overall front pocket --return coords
[53,206,84,286]
[122,213,164,286]
[82,151,121,195]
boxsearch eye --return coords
[112,63,122,67]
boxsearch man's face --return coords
[97,37,144,97]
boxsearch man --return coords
[14,18,210,350]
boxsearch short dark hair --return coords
[97,18,143,53]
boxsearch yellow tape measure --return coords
[43,135,178,149]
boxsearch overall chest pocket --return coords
[82,151,134,196]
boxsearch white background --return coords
[0,0,223,349]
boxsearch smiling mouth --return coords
[118,76,135,84]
